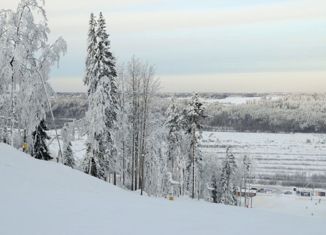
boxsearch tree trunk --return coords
[113,172,117,185]
[131,69,136,191]
[10,58,15,146]
[140,83,149,195]
[122,140,125,186]
[191,123,196,199]
[131,129,135,190]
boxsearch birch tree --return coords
[120,57,159,194]
[0,0,66,149]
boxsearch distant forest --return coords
[205,94,326,133]
[49,93,326,133]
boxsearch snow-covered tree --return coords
[114,57,161,195]
[115,64,129,186]
[238,155,252,207]
[144,112,169,196]
[166,98,181,175]
[0,124,9,144]
[82,142,96,177]
[61,124,69,146]
[84,12,97,90]
[210,174,219,203]
[185,94,205,133]
[83,138,108,180]
[165,97,190,196]
[218,147,238,206]
[127,56,143,191]
[0,0,66,148]
[32,119,52,161]
[61,123,75,168]
[183,93,205,199]
[63,141,75,168]
[83,12,118,181]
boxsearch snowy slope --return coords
[254,194,326,218]
[0,143,324,235]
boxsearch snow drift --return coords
[0,143,323,235]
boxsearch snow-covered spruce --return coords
[183,93,206,198]
[83,12,118,181]
[218,147,238,205]
[62,141,75,168]
[32,119,52,161]
[61,123,75,168]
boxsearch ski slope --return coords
[0,143,324,235]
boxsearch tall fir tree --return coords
[183,93,205,198]
[218,147,238,206]
[32,119,52,161]
[83,12,118,180]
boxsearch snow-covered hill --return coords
[0,143,324,235]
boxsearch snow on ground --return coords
[205,96,262,105]
[201,131,326,176]
[253,194,326,218]
[0,143,325,235]
[48,131,86,163]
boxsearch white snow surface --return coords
[175,95,281,105]
[254,194,326,218]
[205,96,262,105]
[0,143,324,235]
[201,131,326,176]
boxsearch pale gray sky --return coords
[3,0,326,92]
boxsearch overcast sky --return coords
[3,0,326,92]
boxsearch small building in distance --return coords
[295,188,326,197]
[236,189,257,198]
[315,190,326,197]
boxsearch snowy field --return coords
[201,131,326,179]
[201,96,262,105]
[174,95,281,105]
[49,122,326,176]
[0,143,325,235]
[49,130,326,186]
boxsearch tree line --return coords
[205,94,326,133]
